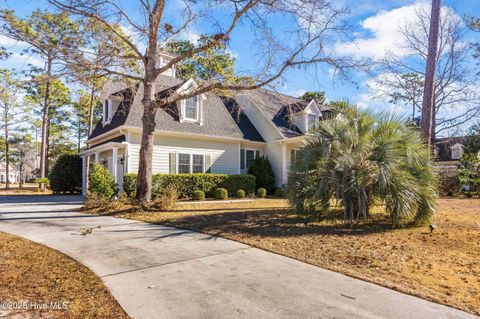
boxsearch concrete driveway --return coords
[0,195,476,319]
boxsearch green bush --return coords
[274,188,285,198]
[214,188,228,200]
[192,190,205,201]
[49,155,82,194]
[123,173,255,199]
[35,177,50,188]
[256,188,267,198]
[248,156,275,193]
[89,163,117,199]
[236,189,246,198]
[123,173,137,198]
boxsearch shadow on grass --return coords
[147,208,397,238]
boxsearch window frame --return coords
[240,149,259,170]
[307,113,317,132]
[103,98,112,125]
[184,96,199,121]
[177,153,206,174]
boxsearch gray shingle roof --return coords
[221,97,265,142]
[89,75,244,140]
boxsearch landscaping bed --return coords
[95,198,480,315]
[0,232,128,319]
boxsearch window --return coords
[178,153,205,173]
[178,153,191,173]
[307,114,317,132]
[103,99,110,124]
[185,96,198,120]
[192,154,204,173]
[241,149,260,170]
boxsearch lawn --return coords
[0,183,52,195]
[97,197,480,315]
[0,232,128,319]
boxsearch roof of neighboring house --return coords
[435,136,466,161]
[221,97,265,142]
[240,89,306,138]
[89,75,244,141]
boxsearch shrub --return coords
[275,188,285,198]
[89,163,117,199]
[123,173,255,199]
[214,188,228,200]
[256,188,267,198]
[236,189,246,198]
[123,173,137,198]
[288,104,438,227]
[49,155,82,194]
[248,156,275,193]
[150,186,177,210]
[35,177,50,190]
[192,190,205,201]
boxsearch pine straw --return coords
[90,197,480,316]
[0,232,129,319]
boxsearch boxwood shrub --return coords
[122,173,255,199]
[192,190,205,201]
[214,188,228,200]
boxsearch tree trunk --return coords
[135,82,157,203]
[4,102,9,190]
[39,58,52,190]
[421,0,441,149]
[85,82,96,193]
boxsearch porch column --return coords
[81,156,87,195]
[95,152,100,163]
[112,147,118,185]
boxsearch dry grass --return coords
[0,183,52,195]
[93,197,480,315]
[0,232,129,319]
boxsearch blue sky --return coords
[1,0,480,115]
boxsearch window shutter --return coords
[255,150,260,158]
[169,153,177,174]
[240,149,245,170]
[204,155,211,173]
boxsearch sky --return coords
[1,0,480,133]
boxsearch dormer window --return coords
[185,96,198,120]
[103,99,112,125]
[307,114,317,132]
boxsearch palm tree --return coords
[287,105,437,226]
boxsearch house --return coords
[80,53,330,194]
[0,163,19,184]
[435,137,469,166]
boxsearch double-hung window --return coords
[240,149,260,170]
[307,114,317,132]
[185,96,198,120]
[178,153,205,173]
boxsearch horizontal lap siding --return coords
[266,142,285,187]
[127,133,240,175]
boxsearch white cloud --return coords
[9,52,44,68]
[335,2,428,59]
[0,34,25,47]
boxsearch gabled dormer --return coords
[102,95,123,126]
[292,100,322,134]
[176,78,207,125]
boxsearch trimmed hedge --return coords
[192,190,205,201]
[214,188,228,200]
[123,173,255,199]
[236,189,246,198]
[256,188,267,198]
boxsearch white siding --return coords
[127,133,240,175]
[266,142,286,187]
[236,95,283,142]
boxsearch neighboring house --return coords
[0,163,19,184]
[80,53,331,194]
[435,137,468,166]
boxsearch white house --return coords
[0,163,20,184]
[80,53,331,194]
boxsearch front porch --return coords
[80,142,128,195]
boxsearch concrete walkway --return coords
[0,195,476,319]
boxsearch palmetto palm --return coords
[287,105,437,226]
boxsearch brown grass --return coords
[0,183,52,195]
[92,197,480,315]
[0,232,129,319]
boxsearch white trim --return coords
[79,142,127,156]
[176,152,206,174]
[244,97,287,140]
[240,148,260,171]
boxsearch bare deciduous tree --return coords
[373,4,480,140]
[50,0,361,203]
